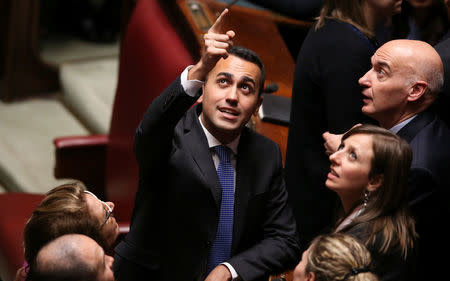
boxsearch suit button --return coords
[205,241,211,247]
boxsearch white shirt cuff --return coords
[221,262,240,280]
[180,65,204,97]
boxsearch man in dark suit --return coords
[324,39,450,280]
[113,9,300,281]
[433,36,450,126]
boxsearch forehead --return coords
[344,134,374,157]
[372,47,395,68]
[208,55,261,82]
[372,43,413,72]
[82,238,104,266]
[84,193,103,211]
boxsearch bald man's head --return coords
[359,39,444,128]
[381,39,444,96]
[32,234,114,281]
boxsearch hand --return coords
[13,267,26,281]
[322,124,362,156]
[189,9,235,81]
[204,264,232,281]
[323,131,343,156]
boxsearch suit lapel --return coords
[231,129,252,253]
[184,105,222,209]
[397,111,435,142]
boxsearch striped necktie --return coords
[207,145,235,273]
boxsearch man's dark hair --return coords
[228,45,266,95]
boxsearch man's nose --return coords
[225,86,238,103]
[358,70,371,87]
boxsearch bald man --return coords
[31,234,115,281]
[324,39,450,280]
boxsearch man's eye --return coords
[218,78,228,84]
[376,68,386,77]
[349,152,357,160]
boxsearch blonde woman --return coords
[293,233,378,281]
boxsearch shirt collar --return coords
[198,116,239,155]
[389,115,418,134]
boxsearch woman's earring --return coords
[363,190,370,207]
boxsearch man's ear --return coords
[407,81,428,102]
[306,271,316,281]
[197,84,205,103]
[367,174,383,192]
[253,95,263,116]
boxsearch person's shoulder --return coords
[407,113,450,170]
[313,19,365,39]
[411,113,450,145]
[304,19,374,56]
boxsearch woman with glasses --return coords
[15,181,119,281]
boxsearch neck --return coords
[362,1,384,32]
[379,112,416,129]
[412,7,432,26]
[377,104,427,129]
[340,194,360,214]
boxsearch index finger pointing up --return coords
[209,8,229,34]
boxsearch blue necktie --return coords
[207,145,235,273]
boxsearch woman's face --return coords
[366,0,403,17]
[84,192,119,249]
[407,0,434,9]
[293,248,313,281]
[326,134,374,200]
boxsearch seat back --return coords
[0,193,45,281]
[104,0,193,222]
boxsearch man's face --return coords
[293,248,312,281]
[358,44,412,125]
[82,237,115,281]
[199,55,262,143]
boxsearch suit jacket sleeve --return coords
[228,144,301,280]
[134,76,199,171]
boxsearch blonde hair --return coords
[316,0,374,38]
[306,233,379,281]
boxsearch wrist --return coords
[188,61,207,81]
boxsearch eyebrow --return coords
[377,61,391,72]
[241,76,256,87]
[217,72,256,87]
[372,56,391,72]
[217,72,233,79]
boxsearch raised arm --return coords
[188,9,235,81]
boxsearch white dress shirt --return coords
[181,65,241,280]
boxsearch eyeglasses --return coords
[84,190,114,228]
